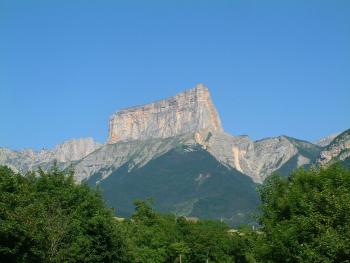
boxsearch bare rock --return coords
[314,132,341,147]
[108,84,223,143]
[317,129,350,165]
[193,131,301,183]
[0,138,101,174]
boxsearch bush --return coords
[256,164,350,262]
[0,166,128,263]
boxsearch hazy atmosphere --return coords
[1,0,350,149]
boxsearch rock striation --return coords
[193,130,320,183]
[108,84,223,143]
[71,130,320,183]
[314,132,341,147]
[317,129,350,165]
[0,138,101,173]
[50,138,101,163]
[1,84,348,225]
[0,84,346,184]
[74,134,195,182]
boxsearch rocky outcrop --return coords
[0,138,101,173]
[0,84,345,184]
[317,129,350,165]
[108,84,223,143]
[193,130,319,182]
[72,130,320,183]
[1,84,347,225]
[314,132,341,147]
[104,83,321,182]
[74,134,195,182]
[50,138,102,162]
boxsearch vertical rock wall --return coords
[108,84,223,143]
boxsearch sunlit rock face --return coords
[314,132,341,147]
[2,84,342,185]
[0,138,101,174]
[317,129,350,165]
[192,130,314,183]
[107,84,223,143]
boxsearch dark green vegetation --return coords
[87,146,259,226]
[254,163,350,262]
[0,166,128,263]
[1,163,350,262]
[122,199,241,263]
[0,166,250,262]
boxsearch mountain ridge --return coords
[1,84,348,225]
[1,85,347,183]
[108,84,223,144]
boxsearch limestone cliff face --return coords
[317,129,350,165]
[108,84,223,143]
[74,130,318,184]
[1,84,344,185]
[50,138,101,163]
[74,134,196,182]
[0,138,101,174]
[193,130,317,183]
[314,132,341,147]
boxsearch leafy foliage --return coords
[1,162,350,262]
[0,166,128,263]
[255,163,350,262]
[121,199,240,263]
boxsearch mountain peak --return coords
[314,132,341,147]
[193,83,208,91]
[107,84,223,143]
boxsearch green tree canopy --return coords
[3,162,349,262]
[123,200,238,263]
[256,163,350,262]
[0,166,128,263]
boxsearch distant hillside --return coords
[314,132,341,147]
[86,145,259,226]
[275,136,322,176]
[0,84,348,226]
[317,129,350,166]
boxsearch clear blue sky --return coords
[1,0,349,150]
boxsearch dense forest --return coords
[0,164,350,262]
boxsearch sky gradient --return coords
[1,0,350,150]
